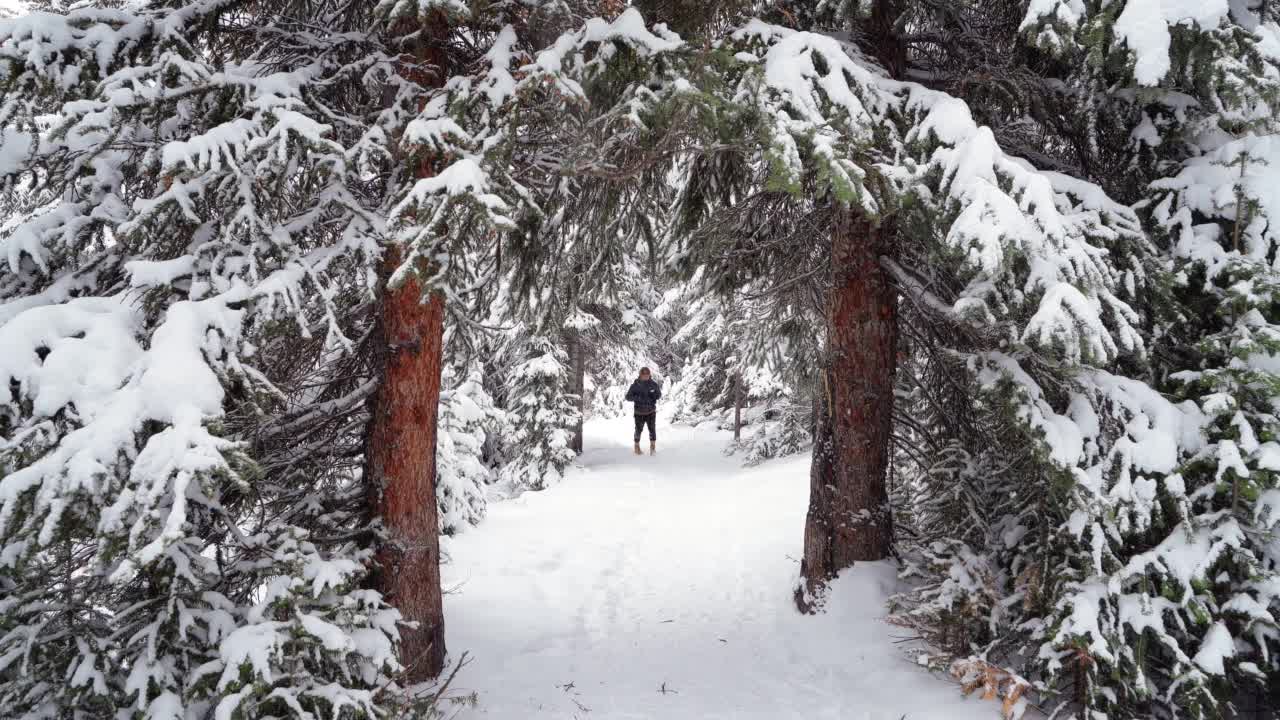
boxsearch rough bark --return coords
[365,247,448,679]
[733,371,743,442]
[363,14,449,681]
[866,0,907,80]
[795,208,898,613]
[568,330,585,454]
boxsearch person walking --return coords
[625,367,662,455]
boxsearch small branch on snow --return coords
[426,651,472,708]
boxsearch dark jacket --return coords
[625,378,662,415]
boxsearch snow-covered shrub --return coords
[661,286,817,461]
[436,369,504,535]
[723,368,812,464]
[738,403,812,465]
[665,347,732,424]
[190,526,402,720]
[498,335,579,491]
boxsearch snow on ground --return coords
[440,416,997,719]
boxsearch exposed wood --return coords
[796,208,898,612]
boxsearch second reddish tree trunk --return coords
[796,208,897,612]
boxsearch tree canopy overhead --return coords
[3,0,1280,718]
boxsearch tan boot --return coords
[649,440,656,456]
[633,441,642,455]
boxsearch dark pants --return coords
[633,413,656,442]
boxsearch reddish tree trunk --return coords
[366,246,448,680]
[796,208,897,613]
[733,371,743,442]
[568,330,585,454]
[364,15,450,681]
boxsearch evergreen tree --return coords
[661,282,818,462]
[0,0,424,710]
[980,1,1280,715]
[436,365,503,535]
[0,0,626,708]
[6,1,1280,717]
[497,331,580,491]
[655,17,1154,616]
[880,0,1280,716]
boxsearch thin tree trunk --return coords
[568,330,585,454]
[733,371,743,442]
[363,14,449,681]
[796,208,897,613]
[867,0,906,79]
[811,382,819,440]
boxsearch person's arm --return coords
[651,382,662,402]
[625,382,639,402]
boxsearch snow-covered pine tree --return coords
[661,289,741,425]
[624,13,1154,625]
[1000,1,1280,715]
[435,364,503,535]
[0,0,419,713]
[455,3,1164,638]
[364,8,459,680]
[660,280,817,463]
[496,331,579,491]
[0,0,641,710]
[859,0,1280,715]
[367,0,693,667]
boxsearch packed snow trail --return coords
[440,417,996,719]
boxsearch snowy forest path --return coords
[439,416,996,719]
